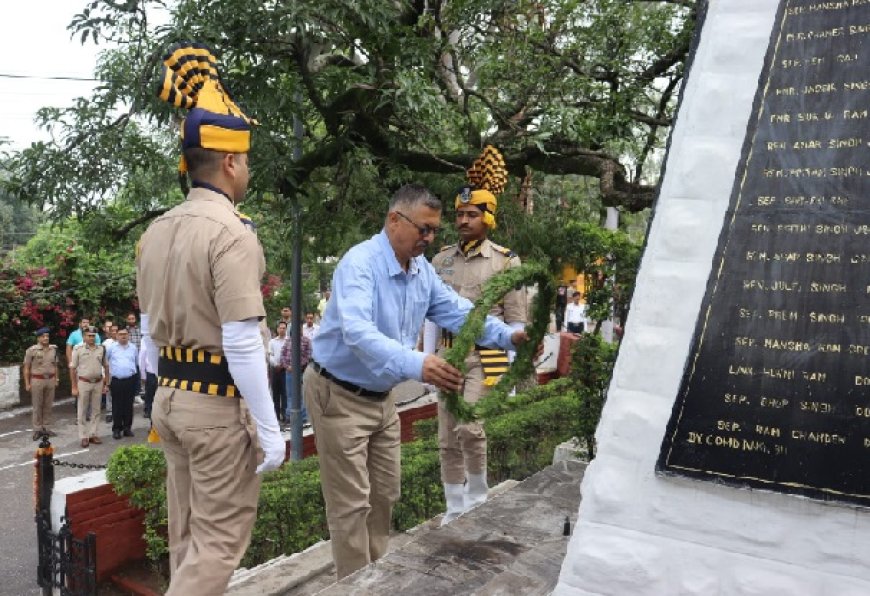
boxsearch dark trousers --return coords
[110,375,137,432]
[271,367,287,420]
[555,308,565,333]
[143,372,157,416]
[567,322,584,334]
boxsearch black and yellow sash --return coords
[478,348,509,386]
[440,330,509,387]
[158,346,240,397]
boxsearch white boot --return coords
[464,471,489,510]
[441,483,466,527]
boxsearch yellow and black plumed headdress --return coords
[455,145,508,229]
[156,42,256,174]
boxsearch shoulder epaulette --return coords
[438,244,455,252]
[492,243,516,257]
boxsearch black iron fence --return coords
[34,435,102,596]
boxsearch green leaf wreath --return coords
[440,261,555,422]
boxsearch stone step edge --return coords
[226,478,521,596]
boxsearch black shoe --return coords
[123,429,134,437]
[113,431,122,440]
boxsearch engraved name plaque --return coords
[658,0,870,506]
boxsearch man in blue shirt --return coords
[106,328,139,440]
[303,184,530,578]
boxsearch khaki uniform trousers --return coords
[437,351,488,485]
[303,366,401,579]
[76,380,102,440]
[30,378,56,431]
[151,388,261,596]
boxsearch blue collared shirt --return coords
[107,342,139,379]
[313,230,516,392]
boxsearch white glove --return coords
[140,313,160,376]
[223,319,285,474]
[421,319,440,355]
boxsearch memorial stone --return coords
[556,1,870,593]
[660,0,870,507]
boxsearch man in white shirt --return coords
[302,312,319,341]
[563,291,587,333]
[269,321,288,421]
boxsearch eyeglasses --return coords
[395,211,442,237]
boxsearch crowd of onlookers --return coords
[23,312,155,446]
[266,297,327,425]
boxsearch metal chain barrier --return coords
[51,459,107,471]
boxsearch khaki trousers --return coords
[30,378,56,431]
[437,351,488,484]
[303,366,401,579]
[76,381,102,440]
[151,388,261,596]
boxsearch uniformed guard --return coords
[136,42,284,595]
[69,326,109,448]
[24,327,60,440]
[431,145,528,525]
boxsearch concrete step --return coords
[227,460,586,596]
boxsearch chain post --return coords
[35,435,54,595]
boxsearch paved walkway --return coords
[228,459,586,596]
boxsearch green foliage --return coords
[14,221,138,316]
[0,218,138,364]
[107,380,583,570]
[0,181,42,250]
[567,332,618,457]
[106,445,168,565]
[3,0,695,249]
[393,438,445,531]
[242,456,328,568]
[487,393,580,482]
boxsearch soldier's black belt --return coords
[310,361,389,401]
[157,347,240,397]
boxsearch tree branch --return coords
[111,207,169,240]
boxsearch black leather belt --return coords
[310,361,389,400]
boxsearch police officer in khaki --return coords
[430,146,527,525]
[136,43,284,596]
[69,326,109,448]
[24,327,60,440]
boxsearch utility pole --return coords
[289,93,304,460]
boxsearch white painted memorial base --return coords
[555,1,870,594]
[0,365,21,410]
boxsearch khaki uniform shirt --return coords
[432,238,527,324]
[71,344,106,380]
[24,344,59,376]
[136,187,266,355]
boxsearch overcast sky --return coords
[1,2,103,151]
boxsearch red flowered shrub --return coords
[0,267,78,364]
